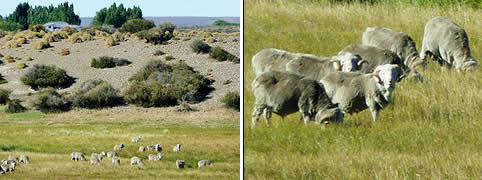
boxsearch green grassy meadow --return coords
[244,0,481,179]
[0,108,240,179]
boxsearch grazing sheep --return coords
[7,156,19,165]
[251,48,362,77]
[112,156,120,165]
[107,152,118,158]
[19,154,30,164]
[320,64,402,122]
[362,27,425,71]
[251,71,344,128]
[1,160,16,172]
[131,136,141,143]
[285,52,365,81]
[420,17,478,71]
[114,144,125,151]
[173,144,181,152]
[90,153,101,165]
[154,144,162,152]
[146,145,155,151]
[339,44,423,81]
[139,146,146,152]
[198,160,213,168]
[148,153,163,161]
[71,152,87,161]
[130,157,144,165]
[176,160,185,169]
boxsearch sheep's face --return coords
[315,107,344,124]
[375,64,402,90]
[337,52,363,72]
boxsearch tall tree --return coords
[7,2,30,29]
[93,3,143,28]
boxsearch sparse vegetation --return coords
[165,55,175,61]
[0,89,12,104]
[5,99,26,113]
[32,88,70,113]
[221,91,239,111]
[209,46,240,63]
[6,40,20,48]
[91,56,131,69]
[153,50,165,56]
[182,37,191,41]
[21,64,74,90]
[124,60,213,107]
[105,36,118,46]
[71,80,123,109]
[213,20,239,26]
[191,39,211,54]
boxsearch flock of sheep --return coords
[70,136,213,168]
[1,136,212,175]
[250,17,478,128]
[0,154,30,174]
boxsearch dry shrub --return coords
[62,26,78,35]
[33,40,50,50]
[105,36,118,47]
[4,34,13,41]
[207,37,217,43]
[82,33,93,41]
[25,56,33,61]
[69,33,82,43]
[7,59,16,63]
[29,24,45,32]
[59,48,70,56]
[112,32,125,42]
[16,37,27,45]
[6,40,19,48]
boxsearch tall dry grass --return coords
[244,0,481,179]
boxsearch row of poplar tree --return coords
[0,2,143,31]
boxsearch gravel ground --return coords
[0,36,240,109]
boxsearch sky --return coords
[0,0,241,17]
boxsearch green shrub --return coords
[0,89,12,104]
[119,19,155,33]
[124,60,213,107]
[16,62,26,69]
[28,24,45,32]
[165,56,175,61]
[72,80,123,109]
[5,99,26,113]
[59,48,70,56]
[32,88,70,113]
[91,56,131,68]
[221,91,240,111]
[0,20,23,32]
[21,64,74,90]
[135,23,175,45]
[153,50,165,56]
[191,39,211,54]
[183,37,191,41]
[208,46,240,63]
[213,20,239,26]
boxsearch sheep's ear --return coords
[331,59,341,71]
[357,60,368,67]
[373,74,382,84]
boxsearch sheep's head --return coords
[120,144,125,148]
[315,106,344,124]
[373,64,402,90]
[332,52,366,72]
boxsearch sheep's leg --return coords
[369,107,379,122]
[263,107,272,125]
[251,104,265,129]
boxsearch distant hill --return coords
[80,17,240,27]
